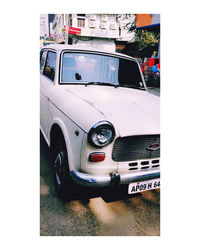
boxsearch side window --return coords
[40,50,47,70]
[43,51,57,82]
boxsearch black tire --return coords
[51,134,76,201]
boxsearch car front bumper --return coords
[70,169,160,189]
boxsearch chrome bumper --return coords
[70,169,160,188]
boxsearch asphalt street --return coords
[147,87,160,97]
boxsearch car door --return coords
[40,49,57,138]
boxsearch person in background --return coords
[151,59,160,87]
[151,51,157,58]
[152,59,160,74]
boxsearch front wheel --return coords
[52,135,76,201]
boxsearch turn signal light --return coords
[89,153,105,162]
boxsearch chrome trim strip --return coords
[59,50,139,85]
[70,169,160,187]
[91,120,113,129]
[70,170,111,187]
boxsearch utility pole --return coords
[64,14,69,44]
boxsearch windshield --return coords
[60,52,145,89]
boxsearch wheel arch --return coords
[49,118,74,171]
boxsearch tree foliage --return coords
[135,29,160,51]
[123,17,160,58]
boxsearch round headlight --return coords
[88,121,115,148]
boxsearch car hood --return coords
[64,85,160,137]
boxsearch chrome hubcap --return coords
[54,151,64,186]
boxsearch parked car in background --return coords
[40,45,160,200]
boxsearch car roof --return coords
[42,44,137,61]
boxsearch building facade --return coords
[40,14,49,38]
[136,14,160,30]
[52,14,135,51]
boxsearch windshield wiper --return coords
[84,82,145,90]
[85,82,118,88]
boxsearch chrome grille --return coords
[112,135,160,162]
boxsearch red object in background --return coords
[157,59,160,69]
[50,34,54,38]
[140,62,148,73]
[64,25,66,32]
[140,65,144,73]
[148,58,155,67]
[68,26,81,35]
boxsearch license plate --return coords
[128,179,160,194]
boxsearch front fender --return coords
[49,116,85,172]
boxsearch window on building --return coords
[77,18,85,28]
[43,51,57,81]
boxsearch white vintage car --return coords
[40,44,160,200]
